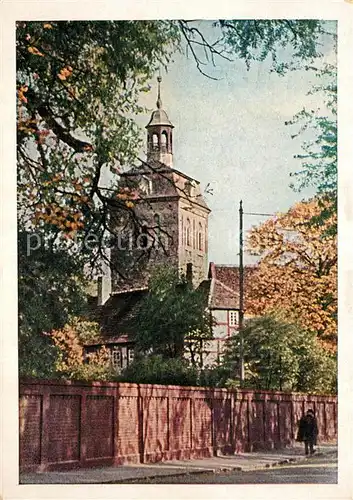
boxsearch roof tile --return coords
[207,264,256,309]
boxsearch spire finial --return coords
[156,74,162,109]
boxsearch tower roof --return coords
[146,76,174,128]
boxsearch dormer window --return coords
[185,180,197,198]
[140,175,152,196]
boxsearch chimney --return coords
[208,262,216,279]
[97,248,112,306]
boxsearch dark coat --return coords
[297,414,318,444]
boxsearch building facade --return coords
[87,78,212,369]
[110,76,210,292]
[87,79,255,371]
[200,263,255,366]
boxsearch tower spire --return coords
[146,72,174,167]
[156,74,162,109]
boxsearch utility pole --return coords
[237,204,274,387]
[239,200,245,387]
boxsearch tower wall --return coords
[178,198,209,288]
[111,175,210,291]
[111,168,181,292]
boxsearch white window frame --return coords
[128,349,135,364]
[229,310,237,327]
[111,348,121,370]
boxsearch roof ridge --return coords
[111,287,148,296]
[215,264,255,268]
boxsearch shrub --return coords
[51,317,115,381]
[119,355,199,386]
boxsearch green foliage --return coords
[17,21,179,261]
[18,230,88,333]
[295,335,337,394]
[216,20,328,73]
[197,365,232,388]
[17,20,335,379]
[68,363,118,382]
[133,266,212,360]
[119,354,198,386]
[223,315,301,391]
[119,355,242,388]
[18,331,59,379]
[184,328,215,369]
[222,314,337,394]
[287,63,337,233]
[18,229,89,378]
[70,316,102,345]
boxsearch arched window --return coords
[198,223,203,251]
[193,220,196,248]
[154,213,161,226]
[186,218,191,247]
[161,131,168,150]
[139,224,148,249]
[152,133,159,150]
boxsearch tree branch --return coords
[36,103,92,152]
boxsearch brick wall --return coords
[19,379,337,472]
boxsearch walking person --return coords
[297,409,318,455]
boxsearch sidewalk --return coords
[20,442,337,484]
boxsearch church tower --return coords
[146,76,174,168]
[111,77,210,292]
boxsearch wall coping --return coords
[19,378,337,400]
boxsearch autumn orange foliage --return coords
[51,319,114,380]
[246,199,337,351]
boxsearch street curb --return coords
[104,468,216,484]
[115,448,337,482]
[19,447,337,484]
[233,449,337,472]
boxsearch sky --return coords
[134,21,336,265]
